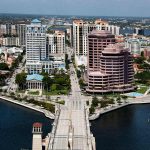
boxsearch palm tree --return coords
[42,75,52,101]
[92,85,95,97]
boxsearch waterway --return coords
[1,98,150,150]
[0,99,53,150]
[91,104,150,150]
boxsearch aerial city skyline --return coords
[0,1,150,150]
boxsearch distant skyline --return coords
[0,0,150,17]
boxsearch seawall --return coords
[0,95,55,120]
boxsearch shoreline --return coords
[0,95,55,120]
[1,94,150,121]
[89,95,150,120]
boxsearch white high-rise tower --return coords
[26,19,47,74]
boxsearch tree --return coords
[0,63,9,70]
[89,106,95,114]
[121,95,128,103]
[42,75,52,91]
[15,72,27,90]
[76,69,81,78]
[51,84,57,91]
[116,96,122,105]
[0,75,6,86]
[65,54,69,70]
[78,65,85,75]
[91,96,99,107]
[79,79,85,88]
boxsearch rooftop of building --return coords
[31,19,41,24]
[103,44,129,54]
[26,74,43,81]
[73,19,84,24]
[33,122,42,128]
[89,30,114,37]
[95,19,108,25]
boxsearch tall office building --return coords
[26,19,47,74]
[73,19,120,66]
[87,30,134,93]
[87,30,115,72]
[16,24,26,47]
[73,20,95,56]
[46,30,65,54]
[6,23,12,35]
[26,19,47,61]
[26,19,65,74]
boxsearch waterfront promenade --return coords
[0,95,55,119]
[89,95,150,120]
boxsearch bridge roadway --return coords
[47,64,96,150]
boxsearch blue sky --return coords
[0,0,149,17]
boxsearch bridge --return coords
[46,64,96,150]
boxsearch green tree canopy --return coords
[42,75,53,91]
[15,72,27,89]
[0,63,9,70]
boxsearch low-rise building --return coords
[144,48,150,59]
[26,74,43,90]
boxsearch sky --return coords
[0,0,150,17]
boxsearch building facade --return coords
[26,19,47,62]
[87,30,134,93]
[73,19,120,66]
[125,38,141,57]
[26,19,47,74]
[26,74,44,90]
[46,30,65,54]
[2,37,20,46]
[16,24,26,47]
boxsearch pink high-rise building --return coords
[87,30,134,93]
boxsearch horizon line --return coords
[0,12,150,18]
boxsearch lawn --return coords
[16,90,25,93]
[43,89,69,95]
[28,91,39,95]
[137,86,148,94]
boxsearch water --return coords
[126,92,143,97]
[1,99,150,150]
[0,99,53,150]
[91,104,150,150]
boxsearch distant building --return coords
[87,30,134,93]
[73,20,96,56]
[144,48,150,59]
[125,38,141,57]
[73,19,120,66]
[2,37,20,46]
[16,24,26,47]
[0,25,7,36]
[46,30,65,54]
[134,28,144,36]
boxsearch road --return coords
[7,55,26,93]
[47,60,96,150]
